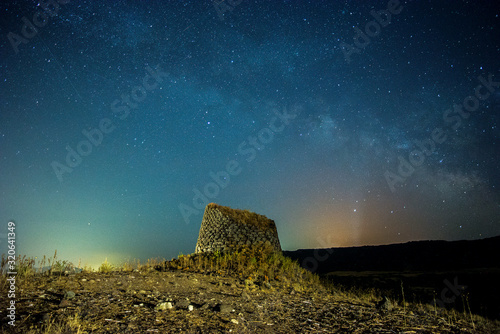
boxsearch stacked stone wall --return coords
[195,203,281,253]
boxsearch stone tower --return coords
[195,203,282,253]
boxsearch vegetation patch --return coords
[158,244,321,292]
[1,251,499,333]
[207,203,277,230]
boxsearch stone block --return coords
[195,203,281,254]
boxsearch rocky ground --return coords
[1,267,499,333]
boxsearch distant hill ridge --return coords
[284,235,500,273]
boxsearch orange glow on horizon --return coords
[291,194,420,249]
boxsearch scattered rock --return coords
[200,302,211,310]
[377,296,395,312]
[242,291,251,300]
[41,313,50,323]
[217,303,234,313]
[59,299,71,308]
[64,290,76,300]
[176,299,191,310]
[155,302,173,311]
[5,267,494,333]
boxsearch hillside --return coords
[283,236,500,273]
[1,248,500,333]
[284,236,500,321]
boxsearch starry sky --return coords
[1,1,499,269]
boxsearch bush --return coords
[157,244,321,290]
[98,258,114,273]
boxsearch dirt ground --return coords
[1,267,499,333]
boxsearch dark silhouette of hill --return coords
[284,235,500,274]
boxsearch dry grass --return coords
[97,258,114,273]
[2,249,499,333]
[20,311,85,334]
[158,244,321,291]
[207,202,277,230]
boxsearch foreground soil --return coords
[1,268,499,333]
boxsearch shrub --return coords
[98,258,114,273]
[51,260,74,274]
[158,244,321,291]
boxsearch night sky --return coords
[1,1,499,269]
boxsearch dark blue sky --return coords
[1,0,499,268]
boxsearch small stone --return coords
[242,291,251,300]
[218,304,234,313]
[59,299,71,308]
[231,319,239,324]
[64,291,76,300]
[176,299,190,309]
[42,313,50,323]
[155,302,173,310]
[377,296,395,312]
